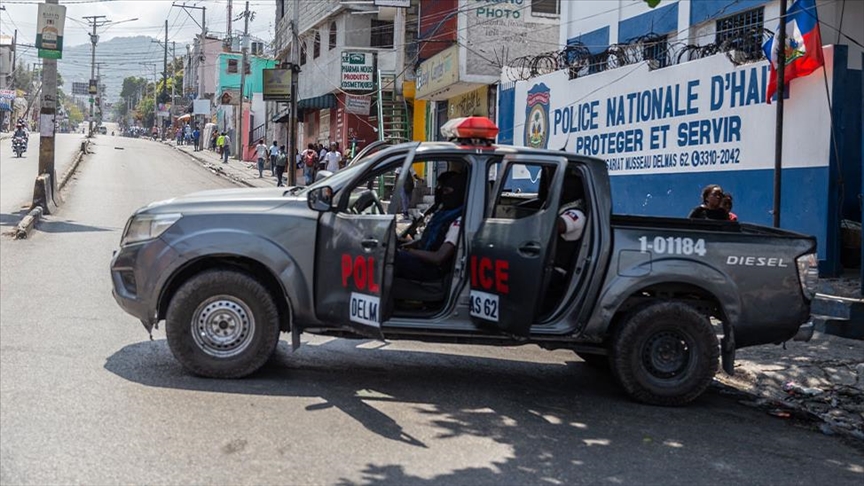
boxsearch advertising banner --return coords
[0,90,15,111]
[341,52,375,91]
[263,69,292,101]
[345,95,371,115]
[193,99,210,115]
[36,3,66,59]
[416,45,459,99]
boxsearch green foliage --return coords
[644,0,662,7]
[65,102,84,125]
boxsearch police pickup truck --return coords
[111,117,818,406]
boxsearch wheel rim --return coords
[641,330,692,379]
[191,295,256,358]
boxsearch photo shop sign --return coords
[513,47,834,177]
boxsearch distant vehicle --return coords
[98,126,107,135]
[111,116,819,406]
[12,136,27,157]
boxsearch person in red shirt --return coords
[722,193,738,222]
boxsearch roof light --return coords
[440,116,500,142]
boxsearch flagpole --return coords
[772,0,788,228]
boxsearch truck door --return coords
[468,154,568,336]
[314,145,419,338]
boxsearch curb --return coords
[166,142,255,188]
[13,138,91,239]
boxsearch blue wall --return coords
[690,0,771,25]
[568,26,610,55]
[497,85,515,144]
[618,3,679,42]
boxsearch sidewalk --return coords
[165,140,303,189]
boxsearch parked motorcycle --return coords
[12,136,27,158]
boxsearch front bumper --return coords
[110,238,179,331]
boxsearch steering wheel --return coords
[351,189,384,215]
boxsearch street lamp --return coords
[83,16,138,136]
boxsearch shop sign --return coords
[341,52,375,91]
[449,86,488,119]
[263,69,292,101]
[345,95,371,115]
[416,45,459,99]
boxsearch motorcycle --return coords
[12,136,27,158]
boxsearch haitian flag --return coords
[762,0,824,103]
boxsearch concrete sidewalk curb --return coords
[165,141,256,188]
[13,137,91,239]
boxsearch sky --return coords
[1,0,276,54]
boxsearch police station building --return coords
[497,0,863,276]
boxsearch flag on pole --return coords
[762,0,824,103]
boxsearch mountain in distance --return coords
[55,35,191,102]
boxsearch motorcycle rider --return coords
[13,123,28,151]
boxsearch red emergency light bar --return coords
[440,116,500,142]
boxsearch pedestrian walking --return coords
[302,143,319,186]
[688,184,729,220]
[325,143,343,173]
[274,145,288,187]
[318,143,328,171]
[210,130,218,151]
[722,193,738,222]
[192,126,201,151]
[269,140,280,177]
[255,139,268,178]
[221,132,231,163]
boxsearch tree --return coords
[644,0,662,6]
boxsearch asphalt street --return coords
[0,133,862,485]
[0,132,85,223]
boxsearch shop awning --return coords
[298,93,336,110]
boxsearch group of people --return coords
[213,131,232,163]
[688,184,738,221]
[255,139,290,187]
[299,142,344,185]
[174,123,201,151]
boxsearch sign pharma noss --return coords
[36,3,67,60]
[263,69,292,101]
[341,52,375,91]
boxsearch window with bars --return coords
[329,22,337,50]
[371,19,394,48]
[227,59,238,74]
[715,7,765,59]
[642,35,669,68]
[300,39,307,65]
[532,0,560,16]
[314,31,321,58]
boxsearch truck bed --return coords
[611,214,812,239]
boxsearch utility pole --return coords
[227,0,233,40]
[288,0,299,186]
[172,3,206,127]
[83,15,107,137]
[236,1,249,160]
[161,18,168,140]
[772,0,788,228]
[36,0,60,210]
[171,41,176,122]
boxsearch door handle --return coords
[518,242,541,257]
[361,238,379,249]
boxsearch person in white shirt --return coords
[255,139,268,178]
[269,141,280,176]
[325,143,343,172]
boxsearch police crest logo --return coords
[524,83,550,149]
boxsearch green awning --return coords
[298,93,337,110]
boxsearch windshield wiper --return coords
[284,186,304,196]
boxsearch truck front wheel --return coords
[166,269,281,378]
[611,302,719,406]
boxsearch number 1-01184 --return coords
[639,236,707,256]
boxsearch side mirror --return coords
[315,170,333,182]
[307,186,334,212]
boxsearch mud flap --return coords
[721,321,735,375]
[141,318,155,341]
[291,323,302,351]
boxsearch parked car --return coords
[111,117,818,406]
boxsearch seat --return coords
[392,276,448,302]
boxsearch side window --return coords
[487,163,551,219]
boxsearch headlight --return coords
[795,252,819,300]
[121,213,182,246]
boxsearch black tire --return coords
[611,302,719,406]
[166,269,281,378]
[575,352,610,370]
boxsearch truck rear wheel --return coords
[166,269,280,378]
[611,302,719,406]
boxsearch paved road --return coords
[0,132,86,227]
[1,134,862,485]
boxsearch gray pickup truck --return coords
[111,118,818,406]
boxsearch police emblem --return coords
[524,83,550,149]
